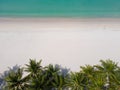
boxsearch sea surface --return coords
[0,0,120,17]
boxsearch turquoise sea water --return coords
[0,0,120,17]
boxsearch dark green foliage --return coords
[66,72,88,90]
[5,68,29,90]
[2,59,120,90]
[25,59,43,77]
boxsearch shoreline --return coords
[0,17,120,32]
[1,17,120,22]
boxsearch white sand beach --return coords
[0,18,120,72]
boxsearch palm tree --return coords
[44,64,70,90]
[51,72,67,90]
[43,64,61,89]
[110,67,120,90]
[25,59,43,77]
[95,59,119,89]
[80,65,95,77]
[5,68,29,90]
[80,65,96,89]
[29,64,66,90]
[51,65,70,90]
[0,71,9,90]
[0,65,21,90]
[91,73,106,90]
[29,72,49,90]
[66,72,88,90]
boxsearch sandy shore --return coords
[0,17,120,32]
[1,17,120,72]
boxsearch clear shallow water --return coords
[0,30,120,72]
[0,0,120,17]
